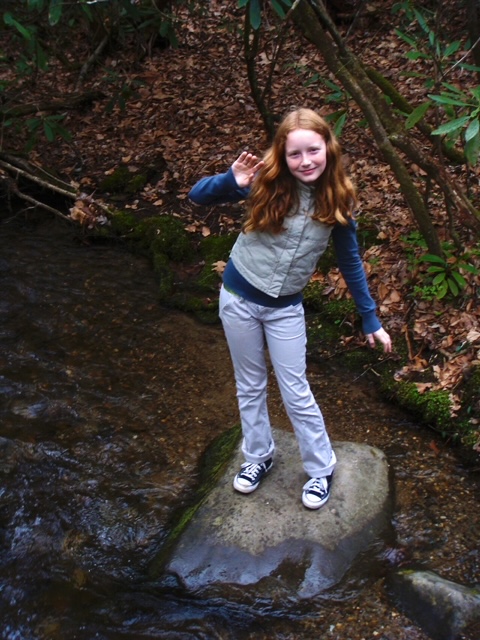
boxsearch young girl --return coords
[189,108,391,509]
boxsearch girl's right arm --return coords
[189,167,249,205]
[189,152,264,206]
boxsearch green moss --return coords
[423,391,454,431]
[200,234,237,259]
[197,234,237,291]
[303,281,325,312]
[100,166,131,193]
[322,297,356,321]
[303,281,356,319]
[152,252,174,300]
[135,216,193,262]
[126,174,147,194]
[99,166,148,195]
[195,269,221,292]
[315,244,337,275]
[388,381,454,435]
[148,424,241,577]
[149,216,193,262]
[109,210,138,235]
[96,210,228,321]
[306,314,344,345]
[396,381,429,411]
[304,285,358,346]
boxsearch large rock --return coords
[388,570,480,640]
[165,429,392,603]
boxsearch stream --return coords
[0,215,478,640]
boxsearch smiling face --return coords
[284,128,327,184]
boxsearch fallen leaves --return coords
[2,0,477,436]
[69,194,109,228]
[316,231,480,407]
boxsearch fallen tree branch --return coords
[0,154,76,199]
[1,91,105,119]
[0,153,112,227]
[2,173,74,223]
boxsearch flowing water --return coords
[0,215,478,640]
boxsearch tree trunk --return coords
[291,0,480,254]
[243,1,288,141]
[243,8,276,140]
[466,0,480,77]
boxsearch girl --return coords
[189,108,391,509]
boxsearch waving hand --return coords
[231,152,264,188]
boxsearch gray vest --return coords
[230,183,332,297]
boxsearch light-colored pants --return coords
[219,285,336,478]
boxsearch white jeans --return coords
[219,285,336,478]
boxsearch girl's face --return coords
[285,128,327,183]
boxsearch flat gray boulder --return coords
[166,430,392,602]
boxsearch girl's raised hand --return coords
[232,152,264,188]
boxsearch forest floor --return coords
[1,0,480,457]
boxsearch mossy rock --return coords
[149,216,194,262]
[99,165,148,195]
[133,216,193,262]
[148,424,241,577]
[200,234,237,261]
[109,210,138,236]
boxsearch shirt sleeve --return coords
[189,167,250,205]
[331,219,381,334]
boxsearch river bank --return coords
[0,216,478,638]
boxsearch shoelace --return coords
[304,477,328,497]
[239,462,264,481]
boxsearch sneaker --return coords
[233,459,273,494]
[302,473,333,509]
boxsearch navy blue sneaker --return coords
[302,473,333,509]
[233,459,273,493]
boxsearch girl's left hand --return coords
[366,327,392,353]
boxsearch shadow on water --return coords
[0,217,478,640]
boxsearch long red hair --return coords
[243,108,356,233]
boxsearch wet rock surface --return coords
[167,435,392,602]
